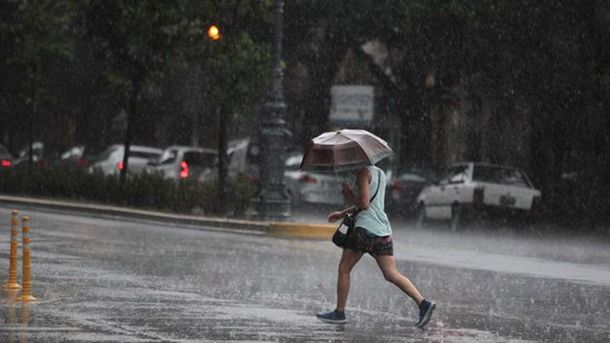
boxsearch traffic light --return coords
[207,24,222,41]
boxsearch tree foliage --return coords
[0,0,75,162]
[0,0,608,222]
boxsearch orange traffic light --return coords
[207,24,222,41]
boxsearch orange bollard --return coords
[17,216,36,302]
[5,210,21,290]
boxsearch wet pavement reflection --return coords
[0,206,608,342]
[1,290,31,343]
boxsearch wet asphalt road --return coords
[0,205,609,342]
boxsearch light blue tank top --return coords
[353,166,392,236]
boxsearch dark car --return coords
[0,144,12,168]
[12,141,52,169]
[386,169,432,216]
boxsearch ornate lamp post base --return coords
[253,0,291,220]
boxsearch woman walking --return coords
[316,164,436,328]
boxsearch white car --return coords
[284,153,345,206]
[416,162,542,228]
[147,146,218,181]
[89,144,162,176]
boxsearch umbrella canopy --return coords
[300,129,393,172]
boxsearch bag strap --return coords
[369,169,381,202]
[352,168,381,216]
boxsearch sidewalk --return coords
[0,194,336,240]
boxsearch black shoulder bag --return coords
[332,170,381,248]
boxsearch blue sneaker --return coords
[415,300,436,328]
[316,309,347,324]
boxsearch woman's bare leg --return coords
[336,249,364,311]
[375,255,424,305]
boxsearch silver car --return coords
[147,146,218,181]
[89,144,162,176]
[284,153,345,206]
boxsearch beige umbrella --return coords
[300,129,393,172]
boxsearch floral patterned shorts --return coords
[344,227,393,257]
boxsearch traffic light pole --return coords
[254,0,291,220]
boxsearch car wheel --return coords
[415,203,426,228]
[450,203,461,231]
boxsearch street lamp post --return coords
[254,0,291,220]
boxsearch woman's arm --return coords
[328,205,357,223]
[352,168,372,209]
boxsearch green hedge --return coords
[0,166,256,216]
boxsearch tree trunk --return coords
[27,63,39,176]
[217,105,231,214]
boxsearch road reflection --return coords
[1,290,29,343]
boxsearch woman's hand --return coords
[328,211,344,223]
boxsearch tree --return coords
[0,0,75,166]
[184,1,273,212]
[84,0,189,184]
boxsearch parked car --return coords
[0,144,12,169]
[58,145,100,168]
[147,146,218,181]
[227,138,261,183]
[11,141,51,169]
[386,169,432,215]
[416,162,542,229]
[283,153,345,206]
[89,144,162,176]
[192,138,260,184]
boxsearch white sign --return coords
[329,85,374,123]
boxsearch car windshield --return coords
[95,146,116,162]
[441,165,469,184]
[473,165,531,188]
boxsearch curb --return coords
[269,222,336,240]
[0,195,334,240]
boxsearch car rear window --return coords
[183,151,217,167]
[158,150,178,164]
[285,155,303,171]
[473,165,531,187]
